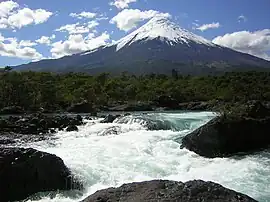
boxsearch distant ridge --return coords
[14,17,270,75]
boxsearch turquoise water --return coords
[21,112,269,202]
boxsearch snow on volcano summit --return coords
[115,17,217,51]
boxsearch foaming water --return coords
[22,112,270,202]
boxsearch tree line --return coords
[0,71,269,111]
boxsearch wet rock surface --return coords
[81,180,257,202]
[67,101,94,113]
[100,114,120,123]
[0,147,82,202]
[0,106,24,115]
[107,102,154,112]
[0,114,84,135]
[181,101,270,158]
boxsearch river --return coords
[19,111,270,202]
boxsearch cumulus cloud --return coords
[70,11,97,19]
[56,23,89,34]
[0,34,42,60]
[50,32,110,58]
[110,9,171,31]
[0,1,19,18]
[196,22,220,31]
[238,15,247,23]
[213,29,270,61]
[55,21,99,35]
[18,40,37,47]
[36,34,56,45]
[0,1,52,29]
[110,0,137,9]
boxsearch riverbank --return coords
[0,99,227,115]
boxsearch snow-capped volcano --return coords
[14,17,270,75]
[115,17,216,51]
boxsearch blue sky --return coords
[0,0,269,67]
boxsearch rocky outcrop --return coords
[0,106,24,115]
[66,124,79,132]
[67,101,94,113]
[0,114,84,135]
[0,136,16,145]
[154,95,179,109]
[100,114,120,123]
[108,102,154,111]
[178,101,211,111]
[181,113,270,158]
[81,180,257,202]
[0,147,82,202]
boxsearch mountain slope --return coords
[14,17,270,75]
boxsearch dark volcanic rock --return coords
[0,114,84,135]
[181,115,270,158]
[81,180,257,202]
[154,95,179,109]
[0,136,16,145]
[100,114,120,123]
[66,124,79,132]
[178,101,211,111]
[0,147,81,202]
[67,101,94,113]
[108,102,153,111]
[0,106,24,115]
[246,100,270,118]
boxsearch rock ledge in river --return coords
[81,180,257,202]
[181,114,270,158]
[0,106,24,115]
[0,147,81,202]
[0,114,84,135]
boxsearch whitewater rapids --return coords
[21,112,270,202]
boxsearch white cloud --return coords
[55,21,99,35]
[196,22,220,31]
[87,21,99,29]
[213,29,270,61]
[0,1,52,29]
[0,1,19,18]
[0,34,42,60]
[19,40,37,47]
[36,34,56,45]
[56,23,89,34]
[110,9,171,31]
[70,11,97,19]
[6,8,52,29]
[110,0,137,9]
[96,16,109,21]
[50,32,110,58]
[238,15,247,23]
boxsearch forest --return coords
[0,70,269,112]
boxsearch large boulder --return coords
[100,114,120,123]
[0,106,24,115]
[181,115,270,158]
[81,180,256,202]
[246,100,270,118]
[67,101,94,113]
[66,124,79,132]
[0,147,81,202]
